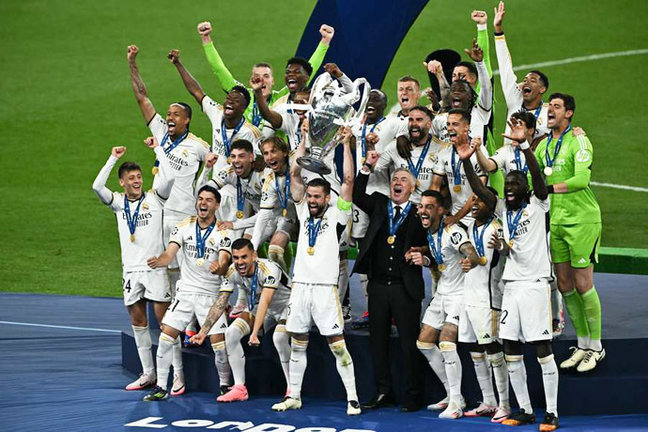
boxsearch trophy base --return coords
[297,156,331,175]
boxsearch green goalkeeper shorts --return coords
[550,223,601,268]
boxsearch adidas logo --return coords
[220,323,227,329]
[578,258,587,264]
[453,316,460,321]
[483,333,491,339]
[332,324,339,330]
[542,329,550,335]
[187,236,193,241]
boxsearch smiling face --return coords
[470,194,492,220]
[547,97,573,130]
[446,112,470,146]
[261,141,288,173]
[293,90,310,122]
[251,65,274,99]
[229,147,254,177]
[365,91,387,123]
[119,169,143,199]
[306,185,330,218]
[452,65,477,88]
[449,81,473,110]
[224,90,247,122]
[165,105,190,139]
[397,80,420,113]
[418,194,445,229]
[195,189,219,222]
[408,109,432,144]
[285,63,308,94]
[504,172,528,210]
[519,72,546,106]
[390,169,415,204]
[232,244,257,277]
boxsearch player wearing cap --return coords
[535,93,604,373]
[143,185,234,401]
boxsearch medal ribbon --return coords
[387,201,412,237]
[251,102,262,127]
[361,117,385,160]
[249,263,258,310]
[124,193,145,237]
[221,117,245,157]
[514,147,528,174]
[307,216,323,249]
[506,204,526,243]
[426,216,445,267]
[236,176,246,214]
[451,146,464,187]
[195,220,216,259]
[544,124,572,169]
[153,130,189,170]
[473,217,493,257]
[275,168,290,213]
[406,135,431,184]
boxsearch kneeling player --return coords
[144,186,234,401]
[191,238,292,402]
[461,119,559,431]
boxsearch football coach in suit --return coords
[352,150,428,412]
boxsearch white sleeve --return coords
[250,208,275,250]
[232,212,258,230]
[92,155,118,205]
[448,225,470,252]
[373,142,395,174]
[489,146,509,171]
[153,146,175,200]
[338,73,355,94]
[494,199,506,220]
[147,113,167,143]
[494,34,523,114]
[202,95,222,124]
[475,60,492,112]
[531,194,550,212]
[195,165,213,195]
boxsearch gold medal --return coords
[508,240,514,248]
[152,166,159,175]
[438,263,447,271]
[361,157,366,165]
[196,258,205,266]
[307,247,315,255]
[544,167,553,176]
[236,210,244,219]
[129,234,135,242]
[415,179,420,187]
[479,256,488,265]
[387,235,395,244]
[453,184,461,193]
[282,208,288,217]
[227,157,231,164]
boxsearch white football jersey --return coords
[431,104,492,143]
[148,113,210,215]
[261,105,304,155]
[212,165,265,215]
[292,199,351,285]
[463,218,505,309]
[495,195,551,282]
[259,167,293,211]
[433,145,489,219]
[221,258,291,312]
[428,222,471,296]
[489,144,530,175]
[109,190,166,272]
[202,95,262,172]
[169,217,233,295]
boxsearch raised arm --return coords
[127,45,156,123]
[425,60,450,111]
[339,127,355,203]
[493,2,520,113]
[473,137,497,172]
[305,25,334,86]
[353,150,379,214]
[465,39,492,111]
[250,76,283,128]
[456,135,497,209]
[290,121,308,202]
[168,49,206,104]
[473,10,493,78]
[198,21,239,92]
[503,118,547,199]
[92,147,124,205]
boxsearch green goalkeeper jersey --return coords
[535,128,601,225]
[202,41,329,128]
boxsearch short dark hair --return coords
[230,85,251,106]
[232,238,254,251]
[172,101,192,119]
[197,185,221,203]
[398,75,420,88]
[286,57,313,76]
[260,136,289,155]
[231,139,254,154]
[549,92,576,115]
[409,105,434,120]
[455,61,478,78]
[447,108,471,123]
[529,70,549,89]
[306,177,331,195]
[421,189,445,208]
[510,110,537,130]
[507,170,529,186]
[370,89,388,106]
[253,62,272,71]
[118,161,141,179]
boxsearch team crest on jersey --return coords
[522,211,529,218]
[208,238,216,245]
[450,232,463,245]
[182,149,189,157]
[142,203,149,210]
[171,227,179,236]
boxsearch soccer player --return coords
[128,44,210,381]
[458,192,510,422]
[461,118,560,431]
[415,190,479,419]
[143,185,234,401]
[271,128,360,415]
[167,49,261,174]
[430,109,488,225]
[374,105,446,203]
[197,21,334,126]
[92,140,175,391]
[196,140,265,240]
[387,75,422,120]
[535,93,604,372]
[189,238,292,403]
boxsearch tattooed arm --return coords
[190,291,231,344]
[127,45,156,123]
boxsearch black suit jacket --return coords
[352,172,428,301]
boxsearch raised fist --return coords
[126,45,139,62]
[319,24,335,45]
[324,63,343,78]
[197,21,212,37]
[167,49,180,64]
[112,146,127,158]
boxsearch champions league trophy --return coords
[296,72,370,175]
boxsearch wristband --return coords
[363,162,374,172]
[518,140,530,150]
[547,185,555,194]
[494,31,504,36]
[497,240,505,251]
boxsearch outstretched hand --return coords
[464,38,483,62]
[502,118,531,144]
[455,132,476,161]
[493,2,505,31]
[144,136,159,149]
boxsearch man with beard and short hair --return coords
[189,238,292,404]
[461,117,560,431]
[270,128,360,415]
[197,22,334,127]
[374,105,446,204]
[144,186,234,402]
